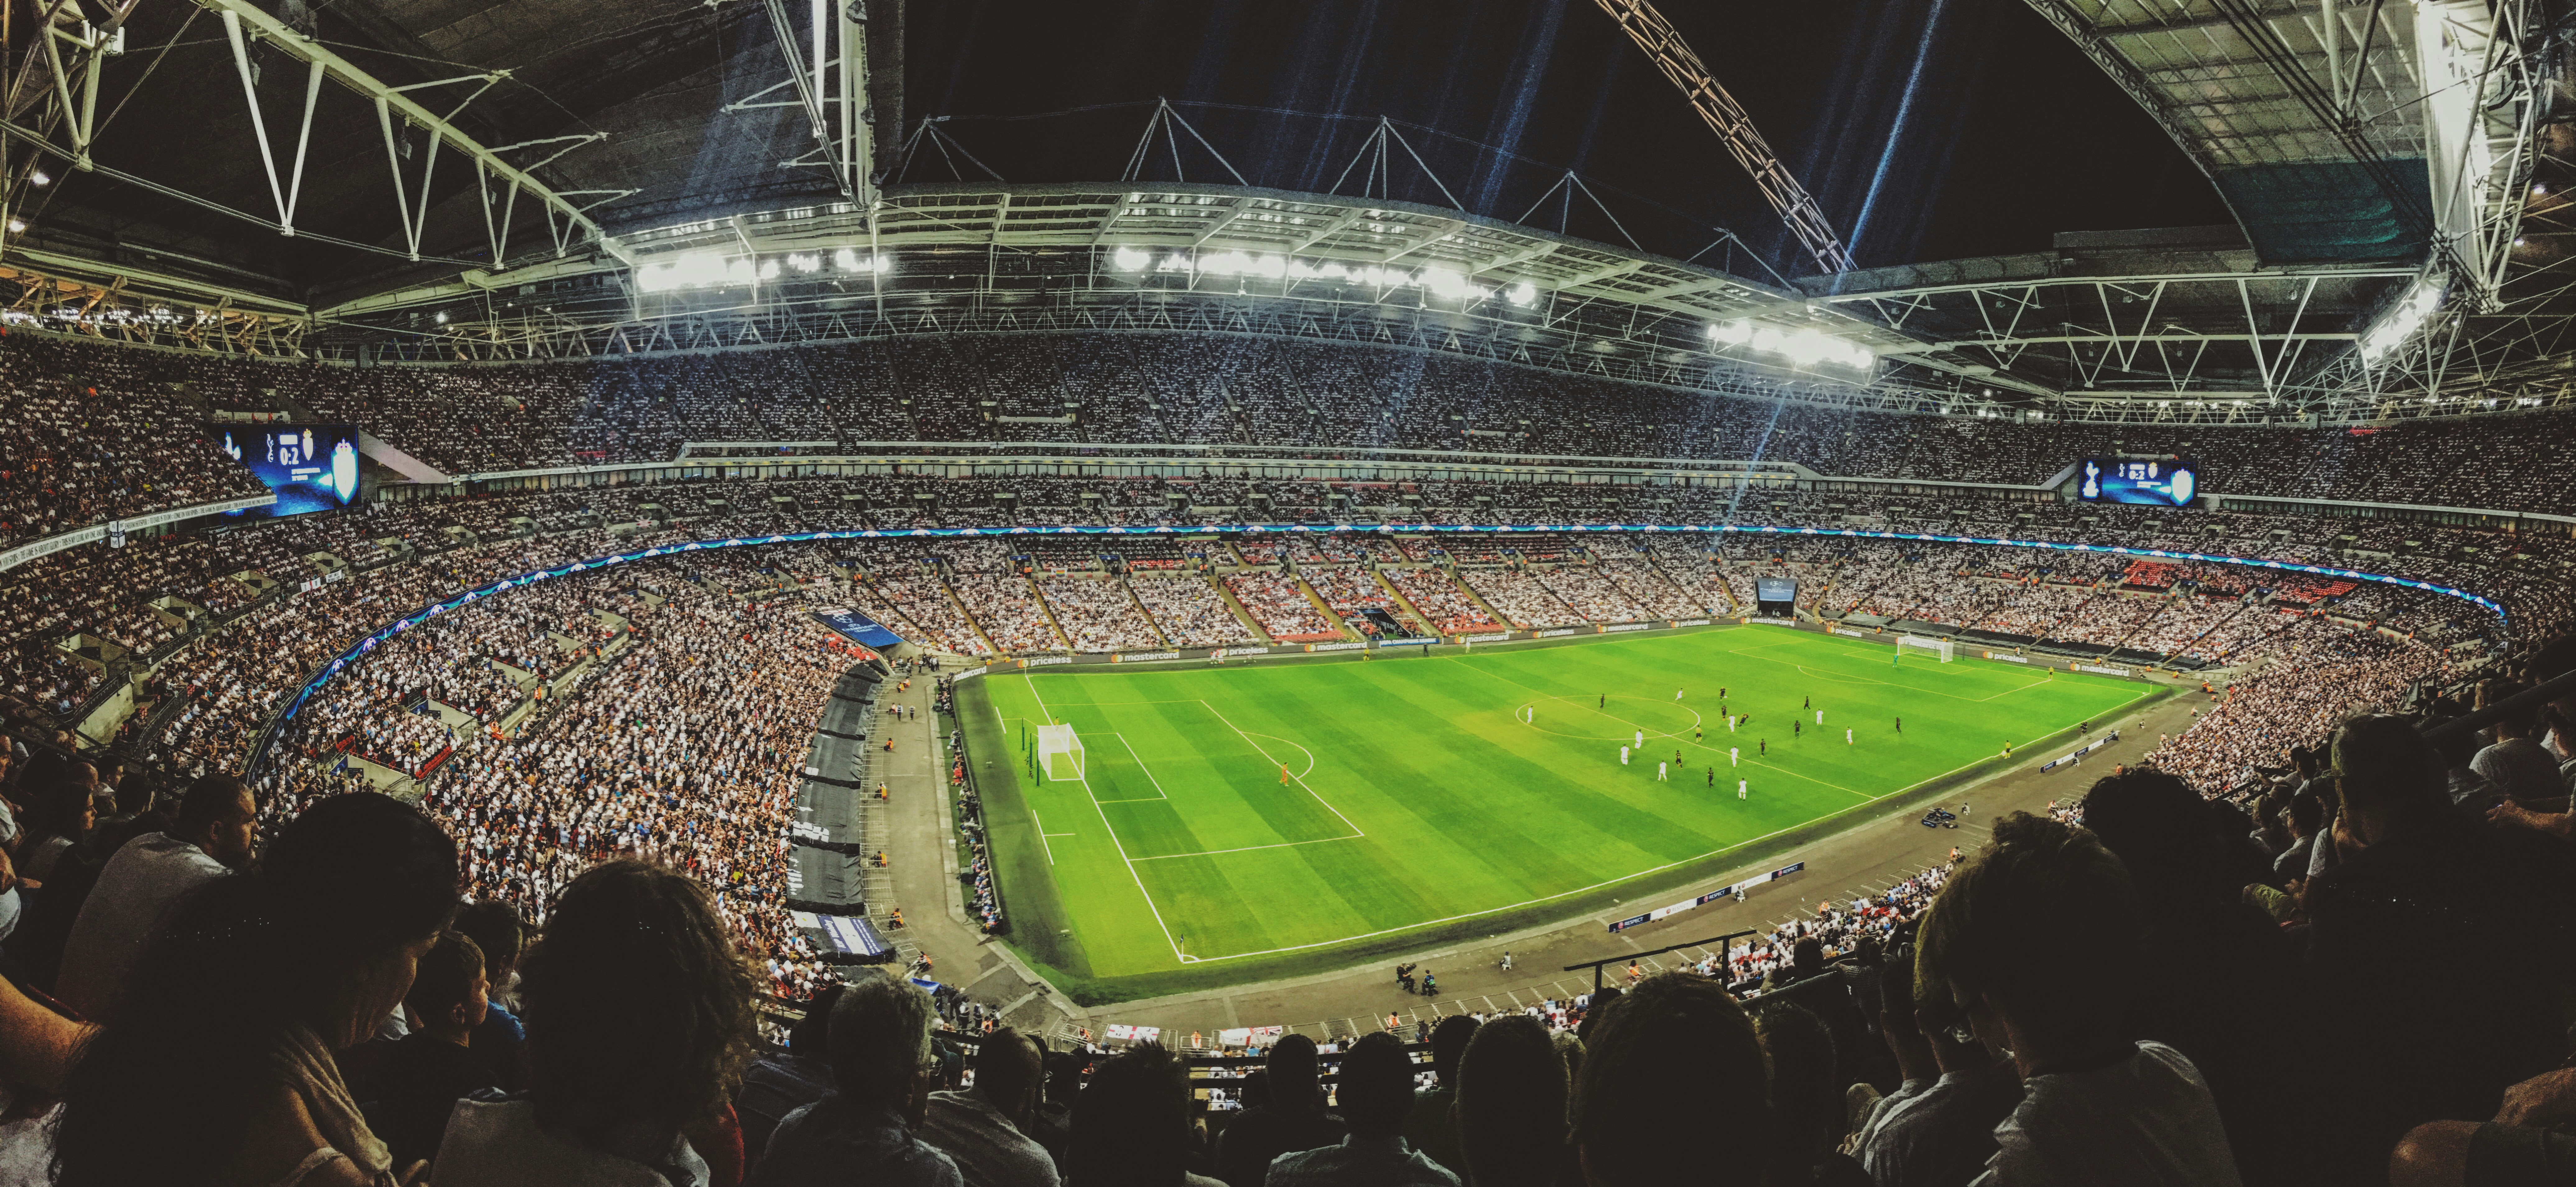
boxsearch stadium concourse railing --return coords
[230,517,2511,782]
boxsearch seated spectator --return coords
[14,753,95,883]
[433,859,763,1187]
[2316,717,2572,1165]
[448,899,529,1091]
[1064,1041,1222,1187]
[2473,708,2563,804]
[1023,1051,1084,1170]
[738,984,843,1175]
[0,970,91,1178]
[1571,972,1769,1183]
[1265,1030,1457,1185]
[1452,1015,1566,1187]
[53,772,256,1021]
[2080,770,2319,1187]
[1850,942,2019,1187]
[1914,811,2240,1186]
[51,791,459,1187]
[745,968,959,1187]
[1750,1001,1869,1185]
[369,931,498,1171]
[917,1025,1056,1187]
[1401,1015,1477,1178]
[1214,1034,1346,1186]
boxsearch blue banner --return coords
[812,607,905,649]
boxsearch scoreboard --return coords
[2076,457,2200,507]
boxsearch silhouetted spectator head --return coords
[1573,972,1768,1182]
[449,899,525,989]
[2331,714,2449,839]
[404,929,487,1036]
[1916,811,2141,1064]
[1335,1032,1415,1140]
[1067,1041,1196,1186]
[973,1026,1046,1127]
[1266,1032,1323,1109]
[173,773,255,869]
[1455,1014,1565,1187]
[1753,1000,1841,1169]
[2081,769,2215,891]
[1429,1014,1478,1085]
[518,858,760,1150]
[827,968,937,1115]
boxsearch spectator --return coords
[1024,1050,1085,1170]
[917,1026,1057,1187]
[738,984,843,1174]
[448,899,529,1091]
[370,931,498,1171]
[1572,973,1770,1183]
[745,968,960,1187]
[50,791,459,1187]
[1913,811,2240,1186]
[2472,707,2563,803]
[1452,1015,1566,1187]
[53,771,256,1021]
[433,859,763,1187]
[2079,770,2319,1187]
[2389,1066,2576,1187]
[2315,717,2572,1165]
[1264,1031,1457,1186]
[1064,1041,1224,1187]
[14,754,95,882]
[1402,1015,1478,1177]
[1751,1001,1871,1185]
[1214,1034,1347,1186]
[1850,942,2019,1187]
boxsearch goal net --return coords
[1895,635,1956,663]
[1037,723,1084,781]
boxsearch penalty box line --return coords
[1022,675,1197,963]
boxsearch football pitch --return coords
[959,626,2155,999]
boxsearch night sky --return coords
[904,0,2235,277]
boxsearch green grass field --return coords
[961,626,2154,1000]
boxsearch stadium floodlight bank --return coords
[1038,724,1085,781]
[1895,635,1956,663]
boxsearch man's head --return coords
[1066,1042,1193,1185]
[1264,1032,1322,1110]
[175,774,256,868]
[1429,1014,1479,1086]
[404,930,489,1040]
[1914,811,2141,1067]
[2331,714,2449,842]
[1454,1015,1565,1187]
[1333,1032,1416,1140]
[2079,769,2214,894]
[1752,1001,1840,1164]
[1573,973,1768,1182]
[827,968,938,1116]
[973,1027,1046,1128]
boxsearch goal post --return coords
[1895,635,1956,663]
[1036,723,1084,781]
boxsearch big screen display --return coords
[215,425,362,519]
[1755,577,1799,603]
[2076,457,2200,507]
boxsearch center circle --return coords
[1517,695,1705,742]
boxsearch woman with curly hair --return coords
[430,859,762,1187]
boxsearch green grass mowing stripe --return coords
[975,628,2152,981]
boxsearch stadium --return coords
[0,0,2570,1183]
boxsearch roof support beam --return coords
[186,0,626,265]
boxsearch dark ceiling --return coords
[6,0,2229,311]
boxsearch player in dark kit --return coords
[1759,739,1767,755]
[1895,716,1902,734]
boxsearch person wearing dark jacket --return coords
[1212,1034,1345,1187]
